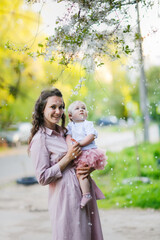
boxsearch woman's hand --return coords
[58,142,82,172]
[76,165,95,180]
[66,141,82,162]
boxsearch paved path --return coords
[0,146,34,183]
[96,124,159,151]
[0,183,160,240]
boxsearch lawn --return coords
[92,142,160,209]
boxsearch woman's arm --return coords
[30,136,81,185]
[66,134,72,146]
[30,137,61,185]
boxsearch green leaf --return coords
[38,43,43,47]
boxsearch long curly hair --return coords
[28,88,66,144]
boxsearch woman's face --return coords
[43,96,64,129]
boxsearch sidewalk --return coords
[0,181,160,240]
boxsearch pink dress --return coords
[30,126,104,240]
[67,120,107,169]
[77,148,107,169]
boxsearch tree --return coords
[25,0,155,141]
[146,66,160,121]
[130,65,160,122]
[7,0,157,140]
[136,0,150,141]
[0,0,46,128]
[29,0,154,66]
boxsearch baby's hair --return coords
[68,100,87,114]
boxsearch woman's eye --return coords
[51,106,56,109]
[59,105,64,109]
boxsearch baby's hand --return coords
[71,138,78,144]
[71,138,82,147]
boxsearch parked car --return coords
[96,116,118,126]
[0,122,32,147]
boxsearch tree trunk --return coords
[136,0,150,141]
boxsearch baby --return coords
[66,101,107,208]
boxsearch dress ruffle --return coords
[75,148,107,170]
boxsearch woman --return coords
[29,88,104,240]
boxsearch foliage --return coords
[130,66,160,122]
[92,142,160,209]
[25,0,154,70]
[51,58,137,121]
[0,0,52,128]
[1,0,158,129]
[146,66,160,121]
[105,59,139,119]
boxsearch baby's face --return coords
[71,102,88,122]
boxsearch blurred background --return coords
[0,1,160,239]
[0,0,160,217]
[0,0,160,135]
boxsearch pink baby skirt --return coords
[76,148,107,170]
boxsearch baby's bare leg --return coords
[78,174,90,194]
[77,174,92,208]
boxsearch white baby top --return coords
[67,120,98,150]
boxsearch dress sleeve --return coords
[85,121,98,138]
[30,135,62,186]
[66,122,72,135]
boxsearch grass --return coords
[92,142,160,209]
